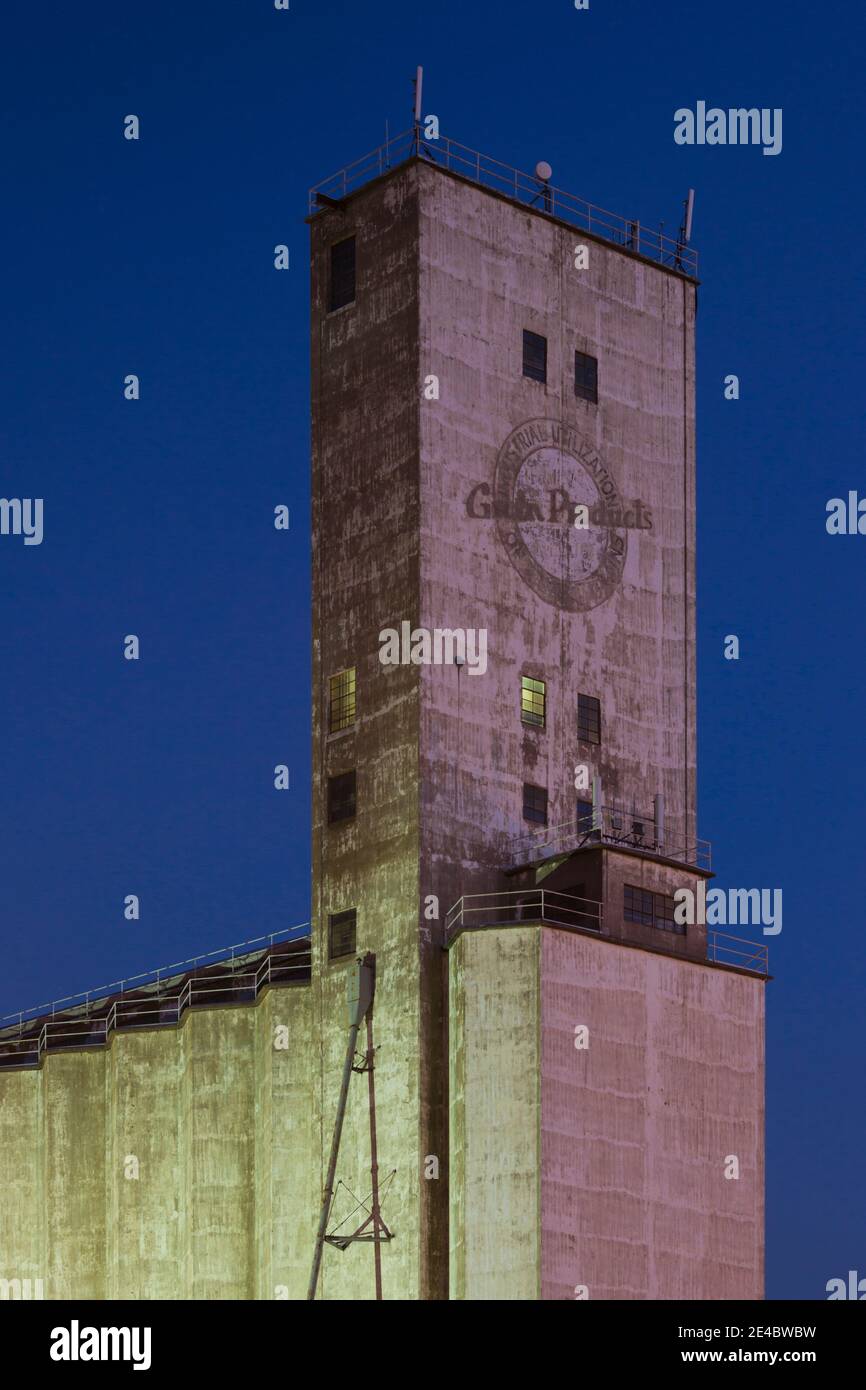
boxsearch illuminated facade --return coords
[0,136,767,1301]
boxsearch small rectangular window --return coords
[329,236,356,312]
[653,893,680,934]
[327,769,356,823]
[521,675,546,728]
[577,694,601,744]
[624,884,654,927]
[574,350,598,403]
[522,330,547,384]
[329,667,356,733]
[328,908,357,959]
[624,885,684,935]
[523,783,548,826]
[577,799,594,834]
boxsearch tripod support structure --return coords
[307,952,392,1300]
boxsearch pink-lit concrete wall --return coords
[417,161,698,924]
[449,923,765,1301]
[1,157,738,1305]
[540,928,765,1300]
[309,155,749,1302]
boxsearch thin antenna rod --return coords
[413,66,423,126]
[684,188,695,242]
[675,189,695,269]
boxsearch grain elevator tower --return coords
[308,129,766,1301]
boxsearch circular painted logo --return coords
[493,419,627,611]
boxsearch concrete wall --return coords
[449,923,765,1301]
[0,985,315,1300]
[309,166,433,1299]
[417,162,697,918]
[310,158,708,1301]
[449,926,541,1300]
[542,928,765,1300]
[0,158,758,1306]
[0,1068,44,1295]
[47,1052,108,1298]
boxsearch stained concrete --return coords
[0,152,764,1302]
[449,927,541,1300]
[309,153,705,1299]
[310,164,428,1299]
[416,161,698,926]
[449,923,765,1300]
[0,985,316,1299]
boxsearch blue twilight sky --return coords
[1,0,863,1301]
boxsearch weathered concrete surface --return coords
[0,1068,44,1291]
[0,985,316,1299]
[0,154,762,1303]
[310,156,703,1300]
[255,987,318,1299]
[416,162,698,917]
[449,927,540,1300]
[541,928,765,1300]
[309,166,431,1299]
[104,1026,184,1299]
[449,923,765,1300]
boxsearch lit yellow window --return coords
[329,667,356,733]
[521,675,546,728]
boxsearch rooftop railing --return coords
[508,805,712,872]
[446,888,603,937]
[0,924,312,1029]
[446,891,769,976]
[309,128,698,278]
[707,932,769,974]
[0,927,312,1070]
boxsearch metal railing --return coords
[309,128,698,277]
[508,807,712,872]
[0,924,311,1029]
[0,927,312,1070]
[707,932,769,974]
[445,889,603,936]
[447,893,768,975]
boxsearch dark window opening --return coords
[522,330,547,384]
[574,350,599,403]
[577,799,594,834]
[523,783,548,826]
[328,908,357,959]
[577,694,601,744]
[327,769,356,823]
[624,885,684,935]
[329,236,356,312]
[521,675,546,728]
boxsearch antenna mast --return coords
[675,188,695,269]
[413,66,423,151]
